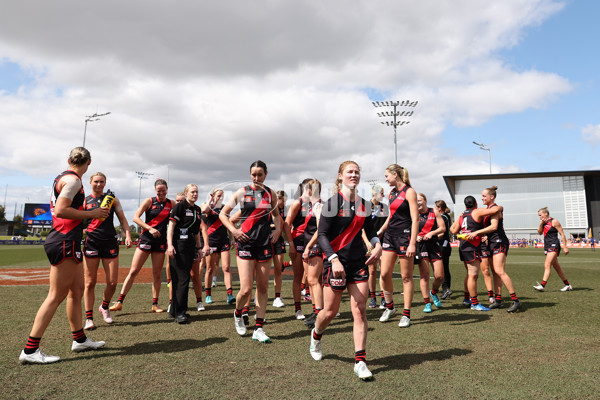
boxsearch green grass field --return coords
[1,247,599,399]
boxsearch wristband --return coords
[328,253,339,262]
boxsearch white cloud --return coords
[0,0,572,221]
[581,124,600,147]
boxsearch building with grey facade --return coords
[443,170,600,240]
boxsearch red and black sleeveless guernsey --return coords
[303,200,322,245]
[318,193,376,266]
[202,205,229,247]
[85,193,117,241]
[418,207,438,239]
[387,185,412,235]
[291,197,311,242]
[239,184,273,247]
[542,218,560,250]
[46,170,86,244]
[458,209,482,251]
[484,204,509,245]
[140,196,172,241]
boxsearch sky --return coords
[1,0,599,223]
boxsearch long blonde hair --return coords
[334,161,360,193]
[386,163,410,186]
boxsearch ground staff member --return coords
[167,184,209,324]
[20,147,107,365]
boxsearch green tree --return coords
[0,205,7,222]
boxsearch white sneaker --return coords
[234,312,247,336]
[310,328,322,361]
[354,361,373,380]
[489,297,496,304]
[560,284,573,292]
[212,277,217,287]
[71,338,105,352]
[98,306,113,324]
[273,297,285,308]
[252,328,271,343]
[398,315,411,328]
[295,310,305,320]
[84,319,96,330]
[379,308,396,322]
[533,282,545,292]
[197,302,205,311]
[19,349,60,365]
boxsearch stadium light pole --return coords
[83,112,111,147]
[373,100,418,164]
[136,171,154,207]
[473,141,492,174]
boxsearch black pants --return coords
[442,245,452,289]
[169,241,194,318]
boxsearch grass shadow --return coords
[64,336,229,361]
[326,347,472,373]
[415,312,491,326]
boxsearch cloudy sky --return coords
[1,0,598,222]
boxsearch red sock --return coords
[72,329,87,343]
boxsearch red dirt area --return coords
[0,268,155,286]
[0,266,293,286]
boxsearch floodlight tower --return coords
[83,111,111,147]
[136,171,154,207]
[373,100,418,164]
[472,141,492,174]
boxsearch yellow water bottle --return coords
[456,233,468,240]
[98,190,115,221]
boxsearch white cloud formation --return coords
[581,124,600,147]
[0,0,571,220]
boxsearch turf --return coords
[1,248,599,399]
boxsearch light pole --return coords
[83,112,111,147]
[136,171,154,207]
[473,141,492,174]
[373,100,418,164]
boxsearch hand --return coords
[149,227,160,238]
[467,232,478,241]
[331,258,346,279]
[90,207,110,220]
[289,245,297,258]
[233,228,249,243]
[302,249,309,260]
[406,243,416,258]
[564,246,570,255]
[423,232,433,241]
[125,237,132,248]
[203,244,210,257]
[167,245,175,258]
[416,235,423,242]
[365,243,382,265]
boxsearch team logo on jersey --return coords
[75,251,82,258]
[238,250,251,257]
[110,249,117,255]
[140,243,151,250]
[85,250,98,256]
[186,210,194,216]
[382,243,390,248]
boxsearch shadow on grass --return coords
[414,312,491,326]
[326,347,472,373]
[64,336,229,361]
